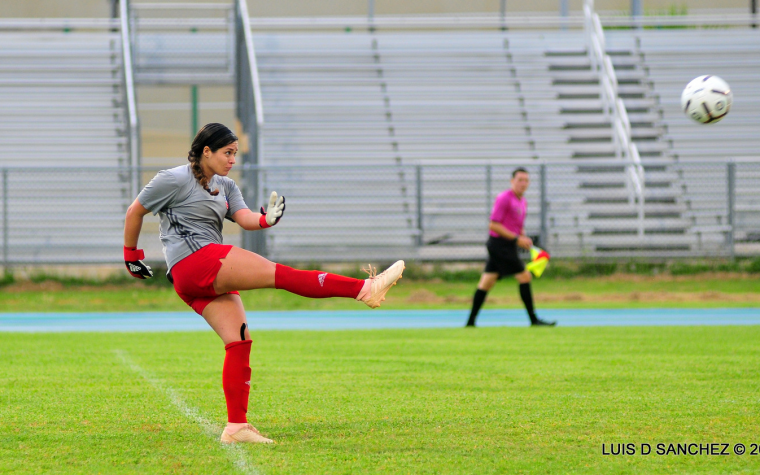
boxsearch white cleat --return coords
[361,260,405,309]
[220,424,274,444]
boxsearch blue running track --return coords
[0,308,758,332]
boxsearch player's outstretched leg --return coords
[214,248,404,309]
[274,260,404,308]
[356,260,406,308]
[274,264,364,299]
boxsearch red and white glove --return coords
[259,191,286,229]
[124,246,153,279]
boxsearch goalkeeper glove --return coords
[124,246,153,279]
[259,191,286,228]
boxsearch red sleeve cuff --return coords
[124,246,145,261]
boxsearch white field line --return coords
[113,349,263,475]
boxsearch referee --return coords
[466,167,556,327]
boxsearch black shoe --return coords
[531,317,556,326]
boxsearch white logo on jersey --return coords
[128,263,141,272]
[245,381,251,386]
[318,273,327,287]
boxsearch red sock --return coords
[275,264,364,299]
[223,340,252,423]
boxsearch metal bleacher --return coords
[639,29,760,160]
[255,33,391,165]
[252,26,672,259]
[507,29,698,256]
[253,33,417,260]
[253,31,539,260]
[0,18,138,264]
[129,1,234,85]
[2,4,758,265]
[636,28,760,250]
[251,11,760,260]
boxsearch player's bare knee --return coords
[480,282,495,292]
[478,273,498,291]
[240,323,251,341]
[517,270,532,284]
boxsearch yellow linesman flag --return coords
[525,246,550,278]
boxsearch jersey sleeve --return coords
[137,170,180,215]
[489,194,508,223]
[224,179,249,219]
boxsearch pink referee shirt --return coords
[489,189,526,238]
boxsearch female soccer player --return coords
[123,123,404,444]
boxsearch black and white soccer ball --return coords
[680,75,732,124]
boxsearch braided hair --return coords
[187,123,238,195]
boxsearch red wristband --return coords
[259,213,271,229]
[124,246,145,261]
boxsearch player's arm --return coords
[123,198,154,278]
[489,221,517,240]
[230,208,267,231]
[520,227,533,249]
[489,221,532,250]
[124,198,151,246]
[231,191,286,231]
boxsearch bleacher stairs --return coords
[510,30,701,256]
[637,28,760,248]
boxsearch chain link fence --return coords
[1,160,758,267]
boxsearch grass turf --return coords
[1,327,759,474]
[1,275,759,312]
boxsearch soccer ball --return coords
[680,75,732,124]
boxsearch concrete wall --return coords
[0,0,750,18]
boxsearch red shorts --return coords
[171,243,239,315]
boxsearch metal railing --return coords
[584,0,645,238]
[2,159,756,267]
[120,0,141,198]
[235,0,266,255]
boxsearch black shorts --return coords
[484,236,525,278]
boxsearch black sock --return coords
[519,283,537,323]
[466,289,488,326]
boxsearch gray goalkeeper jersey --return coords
[138,164,248,270]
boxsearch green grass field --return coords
[2,327,759,474]
[2,275,759,473]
